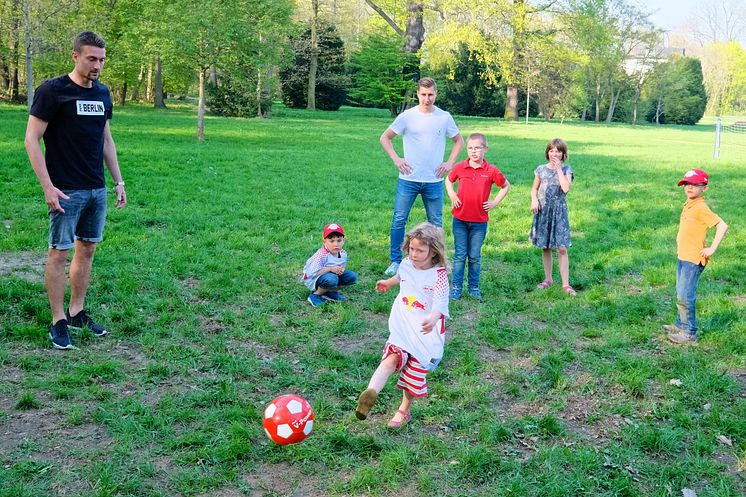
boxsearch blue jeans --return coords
[49,188,108,250]
[675,259,706,337]
[316,270,357,290]
[390,179,443,263]
[451,218,488,292]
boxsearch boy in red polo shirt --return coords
[664,169,728,344]
[445,133,511,299]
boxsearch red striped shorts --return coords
[382,343,429,397]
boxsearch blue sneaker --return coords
[468,288,482,299]
[67,310,108,337]
[308,293,325,307]
[49,319,76,350]
[321,291,346,302]
[449,288,462,300]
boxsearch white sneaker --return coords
[384,262,400,275]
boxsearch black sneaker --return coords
[49,319,76,350]
[67,310,108,337]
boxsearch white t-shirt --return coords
[387,258,450,370]
[388,106,460,183]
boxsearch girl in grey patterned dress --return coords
[529,138,576,296]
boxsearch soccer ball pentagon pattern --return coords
[263,394,315,445]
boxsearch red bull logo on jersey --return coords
[401,296,426,311]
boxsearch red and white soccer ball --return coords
[263,394,315,445]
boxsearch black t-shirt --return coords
[30,75,113,189]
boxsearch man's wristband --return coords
[114,181,125,187]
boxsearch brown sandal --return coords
[537,280,552,289]
[562,285,577,297]
[355,388,378,420]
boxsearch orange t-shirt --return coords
[676,197,722,265]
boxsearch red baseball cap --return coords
[677,169,709,186]
[323,223,345,238]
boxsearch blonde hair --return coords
[402,223,449,270]
[467,133,488,147]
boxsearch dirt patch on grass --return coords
[0,250,46,283]
[243,461,326,496]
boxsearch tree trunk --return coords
[146,62,153,102]
[131,64,144,101]
[655,98,662,125]
[631,86,640,124]
[154,55,165,108]
[505,86,518,120]
[119,82,127,106]
[404,1,425,54]
[504,0,526,121]
[8,0,21,102]
[197,69,205,140]
[22,0,32,109]
[594,80,601,123]
[209,65,217,88]
[307,0,319,110]
[605,87,621,124]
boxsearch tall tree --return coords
[307,0,319,109]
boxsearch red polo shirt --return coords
[448,159,508,222]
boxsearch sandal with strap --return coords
[537,280,553,289]
[387,409,412,428]
[562,285,577,297]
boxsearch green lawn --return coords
[0,102,744,497]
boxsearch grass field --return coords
[0,102,744,497]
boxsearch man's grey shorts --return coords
[49,188,107,250]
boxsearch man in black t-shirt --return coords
[24,31,127,350]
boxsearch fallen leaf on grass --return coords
[669,379,683,387]
[716,434,733,446]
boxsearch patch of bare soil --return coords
[0,250,46,283]
[504,311,547,330]
[730,369,746,397]
[0,401,114,497]
[243,462,326,497]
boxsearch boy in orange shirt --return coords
[664,169,728,344]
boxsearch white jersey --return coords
[301,247,347,290]
[387,258,450,371]
[388,106,460,183]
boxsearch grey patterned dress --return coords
[529,164,574,249]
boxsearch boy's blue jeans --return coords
[390,179,443,263]
[451,218,488,292]
[316,270,357,290]
[675,259,706,337]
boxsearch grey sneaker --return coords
[67,310,108,337]
[384,262,400,276]
[49,319,76,350]
[667,330,695,344]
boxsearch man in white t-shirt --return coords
[380,77,464,275]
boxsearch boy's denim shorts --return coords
[48,188,107,250]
